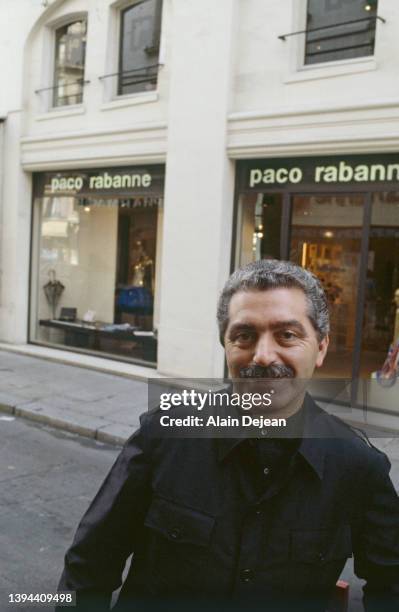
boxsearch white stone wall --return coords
[20,0,172,165]
[228,0,399,159]
[234,0,399,112]
[0,0,399,377]
[0,0,43,343]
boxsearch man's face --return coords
[224,287,329,415]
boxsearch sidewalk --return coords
[0,349,149,445]
[1,349,399,471]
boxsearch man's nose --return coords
[252,334,278,366]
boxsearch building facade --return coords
[0,0,398,414]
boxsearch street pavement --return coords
[0,350,149,445]
[2,413,398,612]
[1,349,399,612]
[0,416,119,612]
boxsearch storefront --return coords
[235,154,399,412]
[29,165,164,366]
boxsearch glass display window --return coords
[235,156,399,413]
[30,168,164,366]
[290,194,364,379]
[360,192,399,376]
[235,193,283,266]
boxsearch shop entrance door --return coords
[289,193,368,385]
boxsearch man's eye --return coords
[234,332,254,344]
[279,331,297,341]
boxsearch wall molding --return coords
[227,100,399,158]
[20,122,167,169]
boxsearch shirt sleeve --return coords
[353,449,399,612]
[57,414,153,611]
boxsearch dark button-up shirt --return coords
[58,396,399,612]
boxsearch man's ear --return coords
[315,335,329,368]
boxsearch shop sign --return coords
[33,165,165,198]
[239,154,399,190]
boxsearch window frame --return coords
[284,0,379,83]
[304,0,378,67]
[117,0,163,98]
[52,16,88,109]
[38,12,88,114]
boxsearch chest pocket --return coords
[144,495,215,546]
[143,496,215,588]
[287,524,352,593]
[291,524,352,564]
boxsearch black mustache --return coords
[239,364,295,379]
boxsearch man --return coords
[58,260,399,611]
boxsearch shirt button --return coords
[170,528,181,540]
[240,568,254,582]
[263,466,270,476]
[318,552,325,562]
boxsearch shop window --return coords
[53,19,87,107]
[360,192,399,378]
[118,0,163,96]
[305,0,378,65]
[30,170,164,366]
[290,194,365,379]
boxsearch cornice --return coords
[228,98,399,122]
[227,101,399,159]
[20,122,167,170]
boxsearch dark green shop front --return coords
[234,154,399,412]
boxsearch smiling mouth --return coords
[239,364,295,379]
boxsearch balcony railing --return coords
[99,64,160,95]
[278,15,386,41]
[35,78,90,107]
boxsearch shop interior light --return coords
[364,4,372,11]
[84,206,91,212]
[301,242,308,268]
[324,230,334,238]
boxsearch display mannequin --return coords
[132,254,153,290]
[130,240,153,291]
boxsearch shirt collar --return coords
[217,393,328,480]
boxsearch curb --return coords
[0,402,127,446]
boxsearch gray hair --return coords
[217,259,329,345]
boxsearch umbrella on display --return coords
[43,269,65,319]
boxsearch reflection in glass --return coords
[357,192,399,413]
[119,0,162,95]
[53,20,87,107]
[236,193,282,267]
[31,196,160,365]
[305,0,378,65]
[360,192,399,377]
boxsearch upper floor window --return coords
[305,0,378,65]
[53,19,87,107]
[118,0,162,96]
